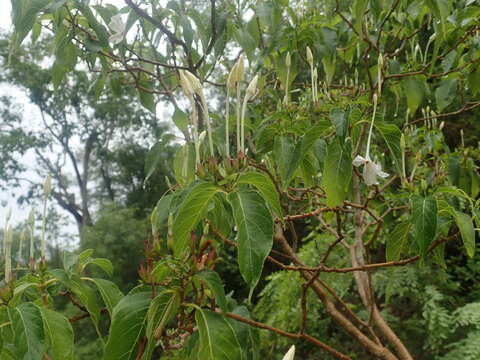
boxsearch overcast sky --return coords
[1,3,11,31]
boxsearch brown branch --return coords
[194,0,217,69]
[124,0,193,69]
[221,310,352,360]
[377,0,401,48]
[409,101,480,125]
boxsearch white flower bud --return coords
[306,46,313,65]
[183,70,202,94]
[28,208,35,226]
[179,70,194,97]
[227,62,238,90]
[439,121,445,130]
[282,345,296,360]
[5,207,12,225]
[43,175,52,196]
[198,130,207,144]
[286,52,291,67]
[246,75,259,99]
[234,54,245,83]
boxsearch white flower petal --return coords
[109,14,126,34]
[109,33,124,45]
[377,170,389,178]
[282,345,295,360]
[363,161,379,186]
[373,162,389,178]
[352,155,367,167]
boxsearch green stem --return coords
[365,96,378,159]
[240,96,249,154]
[225,87,230,158]
[284,67,290,105]
[189,95,200,165]
[200,94,214,158]
[41,196,48,260]
[310,64,315,103]
[236,84,241,154]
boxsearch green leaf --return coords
[300,123,331,155]
[85,258,114,276]
[173,182,223,256]
[195,270,228,312]
[152,194,174,236]
[144,291,179,359]
[88,278,124,315]
[195,308,243,360]
[138,87,156,114]
[63,251,79,272]
[237,171,282,216]
[403,77,424,115]
[8,303,45,360]
[145,141,169,184]
[435,78,457,112]
[51,26,78,88]
[11,0,51,45]
[39,307,74,360]
[229,306,260,360]
[173,143,196,186]
[227,189,273,294]
[411,195,438,258]
[77,3,110,46]
[273,136,302,190]
[329,108,349,138]
[386,222,411,261]
[103,292,151,360]
[172,107,189,134]
[58,274,102,334]
[375,123,402,174]
[322,138,352,207]
[468,66,480,95]
[436,186,470,200]
[452,211,475,258]
[353,0,368,35]
[137,73,156,113]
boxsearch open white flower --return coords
[108,14,126,45]
[353,94,389,186]
[353,155,389,186]
[282,345,295,360]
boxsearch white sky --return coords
[0,3,11,31]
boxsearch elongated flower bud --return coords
[227,63,238,90]
[306,46,313,65]
[18,228,26,265]
[400,134,406,149]
[43,174,52,197]
[234,54,245,83]
[377,53,383,97]
[184,70,202,94]
[5,207,11,225]
[282,345,296,360]
[246,75,259,100]
[286,52,291,67]
[179,70,194,97]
